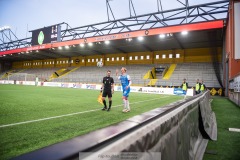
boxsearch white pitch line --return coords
[229,128,240,132]
[0,96,169,128]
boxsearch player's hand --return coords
[112,90,114,94]
[126,86,129,89]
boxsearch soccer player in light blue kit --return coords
[116,67,132,112]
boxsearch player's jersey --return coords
[118,74,131,89]
[102,76,114,91]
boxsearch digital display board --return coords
[31,25,61,45]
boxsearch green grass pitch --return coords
[203,97,240,160]
[0,84,183,159]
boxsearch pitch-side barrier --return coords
[13,90,216,160]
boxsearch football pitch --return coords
[0,84,183,159]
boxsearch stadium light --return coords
[126,38,132,42]
[80,43,85,47]
[181,31,188,35]
[137,36,144,41]
[0,26,10,31]
[159,34,165,38]
[105,40,110,45]
[65,45,69,49]
[36,50,39,52]
[58,46,62,49]
[88,42,93,46]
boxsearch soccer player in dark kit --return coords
[101,70,114,111]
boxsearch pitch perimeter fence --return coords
[14,91,216,160]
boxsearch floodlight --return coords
[181,31,188,35]
[126,38,132,42]
[0,26,10,31]
[159,34,165,38]
[80,43,85,47]
[88,42,93,46]
[105,40,110,45]
[138,36,144,41]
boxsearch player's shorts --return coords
[122,88,130,97]
[102,90,112,98]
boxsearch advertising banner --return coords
[1,81,194,96]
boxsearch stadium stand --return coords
[0,72,6,79]
[52,64,154,85]
[0,62,222,88]
[1,68,58,81]
[155,62,223,88]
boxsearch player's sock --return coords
[108,101,112,111]
[102,100,107,109]
[122,99,125,108]
[123,99,127,110]
[126,100,130,110]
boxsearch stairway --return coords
[163,64,177,80]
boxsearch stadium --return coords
[0,0,240,160]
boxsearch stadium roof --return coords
[0,0,228,62]
[0,20,224,62]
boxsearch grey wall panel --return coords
[234,2,240,59]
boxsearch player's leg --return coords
[102,91,107,110]
[107,91,112,111]
[122,89,130,112]
[125,90,130,112]
[122,96,127,112]
[121,85,126,111]
[126,98,130,111]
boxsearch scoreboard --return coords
[31,25,61,45]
